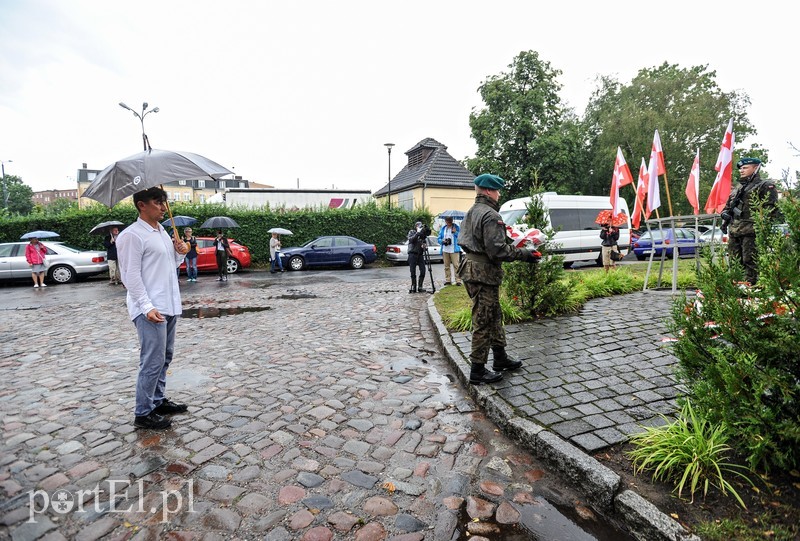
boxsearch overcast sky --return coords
[1,0,797,195]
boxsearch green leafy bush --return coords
[628,400,753,508]
[669,194,800,471]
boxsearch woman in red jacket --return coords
[25,237,48,288]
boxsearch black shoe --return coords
[443,282,451,286]
[492,348,523,371]
[409,287,416,293]
[134,411,172,430]
[153,398,188,415]
[416,288,427,293]
[469,365,503,385]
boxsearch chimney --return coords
[82,163,87,169]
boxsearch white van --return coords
[499,193,631,267]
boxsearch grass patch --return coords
[434,260,699,332]
[696,515,799,541]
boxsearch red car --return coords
[179,237,252,274]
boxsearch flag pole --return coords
[663,171,674,216]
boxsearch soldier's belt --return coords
[465,253,491,263]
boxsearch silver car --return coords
[0,241,108,284]
[385,235,443,265]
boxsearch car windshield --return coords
[500,209,527,226]
[47,243,84,253]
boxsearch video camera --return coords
[416,224,432,237]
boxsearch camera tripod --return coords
[420,245,436,293]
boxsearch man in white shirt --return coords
[117,187,189,430]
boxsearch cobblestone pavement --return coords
[450,291,684,453]
[0,271,634,541]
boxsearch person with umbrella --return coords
[182,227,199,282]
[212,230,233,281]
[103,226,121,285]
[116,187,189,430]
[599,219,620,273]
[269,232,284,273]
[25,236,48,288]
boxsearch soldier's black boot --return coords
[491,347,523,371]
[469,364,503,385]
[409,276,417,294]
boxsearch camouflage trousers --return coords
[728,233,758,284]
[464,281,506,365]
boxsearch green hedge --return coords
[0,202,432,265]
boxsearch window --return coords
[199,194,206,203]
[313,237,333,248]
[87,172,96,181]
[334,237,356,247]
[198,180,205,188]
[238,182,245,188]
[0,244,16,257]
[398,191,414,211]
[178,180,186,186]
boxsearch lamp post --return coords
[119,101,159,151]
[384,143,395,209]
[1,159,11,210]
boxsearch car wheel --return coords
[350,254,365,269]
[48,264,75,284]
[636,254,646,261]
[226,258,240,274]
[288,255,305,271]
[563,261,573,269]
[596,254,603,267]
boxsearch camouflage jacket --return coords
[723,174,779,236]
[458,194,534,286]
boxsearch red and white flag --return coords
[610,147,634,217]
[506,225,545,248]
[633,158,648,228]
[646,147,661,216]
[652,129,667,176]
[685,148,700,215]
[704,118,735,214]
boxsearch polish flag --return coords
[652,129,667,176]
[610,147,635,217]
[633,158,648,228]
[646,147,661,216]
[685,149,700,215]
[506,226,545,248]
[704,118,735,214]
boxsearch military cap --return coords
[736,157,762,169]
[473,174,505,190]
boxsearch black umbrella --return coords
[89,220,125,235]
[161,216,197,228]
[200,216,239,229]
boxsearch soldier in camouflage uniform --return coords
[721,157,779,285]
[457,174,540,384]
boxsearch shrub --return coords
[669,194,800,471]
[628,400,753,508]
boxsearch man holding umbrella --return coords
[117,187,189,430]
[104,227,121,285]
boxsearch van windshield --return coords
[500,209,527,225]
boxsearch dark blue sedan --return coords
[279,236,378,271]
[632,228,698,260]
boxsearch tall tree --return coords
[582,63,758,216]
[2,175,34,216]
[467,51,589,200]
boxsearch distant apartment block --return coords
[32,188,79,206]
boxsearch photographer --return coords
[721,157,779,285]
[437,216,462,286]
[599,222,620,274]
[407,220,431,293]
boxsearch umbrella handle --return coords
[161,185,188,252]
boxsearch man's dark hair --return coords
[133,187,167,209]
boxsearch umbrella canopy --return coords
[89,220,125,235]
[82,148,233,207]
[267,227,293,235]
[438,210,466,219]
[161,216,197,228]
[20,230,60,240]
[201,216,239,229]
[595,209,628,227]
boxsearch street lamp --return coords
[384,143,395,210]
[119,101,159,151]
[1,159,12,210]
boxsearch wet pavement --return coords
[0,267,640,540]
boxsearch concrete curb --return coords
[426,297,700,541]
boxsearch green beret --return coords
[736,157,762,169]
[474,174,505,190]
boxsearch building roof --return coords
[374,138,475,197]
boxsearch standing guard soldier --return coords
[721,157,779,285]
[458,174,541,384]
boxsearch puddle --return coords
[182,306,271,318]
[274,293,317,300]
[169,368,212,388]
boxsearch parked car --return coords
[0,241,108,284]
[632,228,698,260]
[385,236,443,265]
[179,237,252,275]
[278,236,377,270]
[698,229,728,245]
